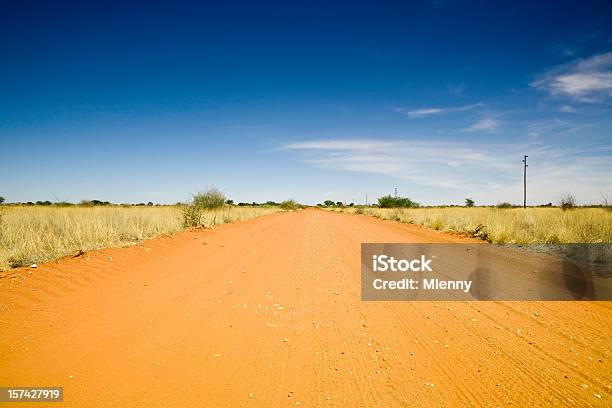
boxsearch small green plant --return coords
[182,205,203,227]
[496,202,513,209]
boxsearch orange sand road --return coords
[0,209,610,407]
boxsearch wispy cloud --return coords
[285,139,516,190]
[559,105,577,113]
[525,118,573,138]
[464,116,500,133]
[532,52,612,101]
[284,139,612,203]
[396,103,481,118]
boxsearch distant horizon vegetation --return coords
[1,192,610,210]
[1,188,610,270]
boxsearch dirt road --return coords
[1,209,610,407]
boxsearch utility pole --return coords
[394,187,397,198]
[522,155,528,209]
[365,194,368,206]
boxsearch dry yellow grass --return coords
[335,207,612,244]
[0,205,283,270]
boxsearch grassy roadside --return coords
[329,207,612,244]
[0,205,284,270]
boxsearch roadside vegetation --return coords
[332,206,611,244]
[0,189,300,270]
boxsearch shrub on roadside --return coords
[183,188,226,227]
[280,199,299,210]
[193,188,226,209]
[182,205,203,227]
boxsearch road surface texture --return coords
[1,209,610,407]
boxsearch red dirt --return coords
[1,209,610,407]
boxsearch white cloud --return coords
[532,52,612,101]
[285,139,515,190]
[559,105,577,113]
[284,139,612,204]
[405,108,445,117]
[464,117,499,133]
[397,103,481,118]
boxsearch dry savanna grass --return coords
[337,207,612,244]
[0,205,283,271]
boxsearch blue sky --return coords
[1,1,612,205]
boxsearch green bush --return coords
[182,188,226,227]
[182,205,203,227]
[496,202,513,209]
[280,199,299,210]
[377,195,419,208]
[193,188,226,209]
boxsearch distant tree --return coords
[336,201,343,207]
[323,200,335,207]
[0,196,4,204]
[465,198,475,207]
[264,201,278,206]
[225,199,234,205]
[496,202,512,209]
[147,201,153,206]
[378,195,419,208]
